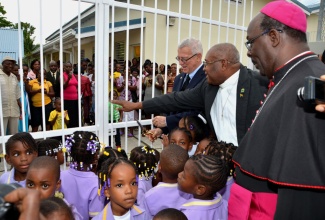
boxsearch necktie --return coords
[53,72,56,80]
[181,75,190,91]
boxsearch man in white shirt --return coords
[113,43,269,145]
[0,56,21,135]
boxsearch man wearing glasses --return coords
[149,38,206,138]
[113,42,268,147]
[230,1,325,219]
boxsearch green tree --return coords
[0,3,13,27]
[13,22,39,64]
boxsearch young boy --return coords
[48,98,69,130]
[108,90,123,148]
[141,144,192,217]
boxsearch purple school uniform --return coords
[142,182,192,217]
[0,168,26,187]
[180,193,228,220]
[92,202,150,220]
[63,198,83,220]
[137,175,153,207]
[60,168,104,219]
[218,176,235,201]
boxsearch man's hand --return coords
[146,128,163,142]
[111,100,143,112]
[315,75,325,112]
[152,116,167,128]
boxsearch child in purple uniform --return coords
[0,132,38,186]
[129,145,160,207]
[60,131,104,219]
[94,157,150,219]
[205,140,237,201]
[25,156,82,220]
[178,154,228,220]
[142,144,192,217]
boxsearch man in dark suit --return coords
[113,43,268,145]
[46,60,60,98]
[150,38,206,137]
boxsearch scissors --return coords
[136,120,154,136]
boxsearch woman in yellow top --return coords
[27,68,55,132]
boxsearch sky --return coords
[1,0,93,44]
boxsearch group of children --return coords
[0,121,237,219]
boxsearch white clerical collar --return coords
[219,69,240,89]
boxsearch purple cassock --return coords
[136,175,153,207]
[142,182,192,217]
[180,193,228,220]
[0,168,26,187]
[218,176,235,201]
[60,168,104,219]
[92,203,151,220]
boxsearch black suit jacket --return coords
[143,65,269,144]
[46,71,61,97]
[164,64,206,132]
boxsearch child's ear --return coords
[56,179,61,191]
[5,154,11,165]
[104,188,110,199]
[195,184,207,196]
[158,163,162,173]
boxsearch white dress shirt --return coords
[210,70,240,146]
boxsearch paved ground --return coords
[0,129,163,174]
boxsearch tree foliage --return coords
[0,3,13,27]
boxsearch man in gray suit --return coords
[113,43,268,145]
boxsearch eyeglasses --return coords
[245,29,283,51]
[176,53,197,63]
[203,59,230,67]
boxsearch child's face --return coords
[104,163,138,216]
[177,160,197,194]
[5,142,37,175]
[55,100,61,112]
[26,168,61,199]
[195,138,210,155]
[169,130,191,151]
[56,150,64,165]
[113,92,118,100]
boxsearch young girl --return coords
[26,156,82,219]
[60,131,104,219]
[163,128,193,155]
[37,139,64,165]
[177,155,228,220]
[0,132,38,186]
[129,146,160,206]
[204,140,237,201]
[179,115,210,156]
[94,157,150,219]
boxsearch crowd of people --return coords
[1,1,325,219]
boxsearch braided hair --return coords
[190,154,228,197]
[5,132,37,154]
[65,131,99,166]
[183,115,209,142]
[205,141,237,176]
[37,139,61,157]
[129,146,159,180]
[96,146,127,174]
